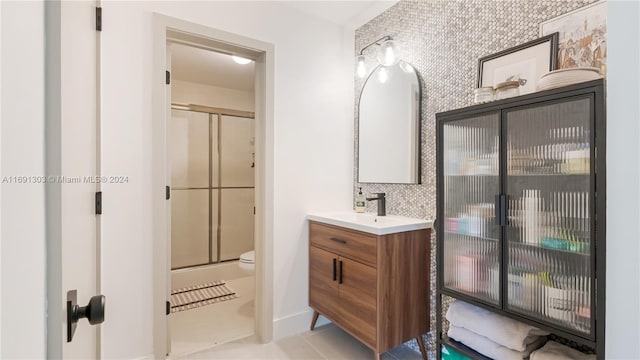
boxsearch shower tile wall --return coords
[354,0,595,355]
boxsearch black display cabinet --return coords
[435,79,606,359]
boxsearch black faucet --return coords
[366,193,386,216]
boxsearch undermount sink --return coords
[307,211,433,235]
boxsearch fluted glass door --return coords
[504,97,594,337]
[442,112,501,304]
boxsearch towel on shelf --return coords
[448,325,546,360]
[446,300,550,351]
[530,341,596,360]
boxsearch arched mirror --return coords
[358,60,421,184]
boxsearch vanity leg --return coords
[416,335,428,360]
[374,352,381,360]
[310,310,320,331]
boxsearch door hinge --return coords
[95,7,102,32]
[253,206,256,215]
[95,191,102,215]
[166,70,170,85]
[166,300,171,315]
[166,185,171,200]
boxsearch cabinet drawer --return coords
[310,222,377,266]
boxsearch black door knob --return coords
[67,290,106,342]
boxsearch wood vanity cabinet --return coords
[308,221,431,360]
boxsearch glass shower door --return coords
[504,97,594,337]
[170,109,218,268]
[442,112,501,304]
[219,115,255,261]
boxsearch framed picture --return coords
[477,33,559,95]
[540,1,607,75]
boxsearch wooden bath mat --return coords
[170,280,238,313]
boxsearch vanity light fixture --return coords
[355,35,398,78]
[232,55,252,65]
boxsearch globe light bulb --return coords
[377,67,389,83]
[376,40,398,66]
[356,55,367,78]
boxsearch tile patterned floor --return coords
[170,276,256,357]
[179,323,424,360]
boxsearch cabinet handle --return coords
[339,260,343,284]
[501,194,508,226]
[494,194,508,226]
[329,237,347,244]
[332,258,337,281]
[495,195,501,225]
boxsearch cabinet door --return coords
[309,246,340,321]
[337,257,377,347]
[440,112,501,305]
[504,96,594,338]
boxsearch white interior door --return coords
[46,1,102,358]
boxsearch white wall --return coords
[172,79,254,111]
[606,1,640,358]
[98,1,354,358]
[5,1,636,359]
[0,1,47,358]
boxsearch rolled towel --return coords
[448,325,546,360]
[530,341,596,360]
[446,300,550,351]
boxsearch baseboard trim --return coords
[273,308,331,340]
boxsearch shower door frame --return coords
[170,104,256,270]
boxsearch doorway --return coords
[168,44,257,355]
[152,15,274,359]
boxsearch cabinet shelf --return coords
[445,174,498,177]
[439,336,492,360]
[445,173,589,177]
[444,231,498,242]
[509,241,590,256]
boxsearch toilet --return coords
[238,250,255,275]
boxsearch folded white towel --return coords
[446,300,550,351]
[530,341,596,360]
[448,325,546,360]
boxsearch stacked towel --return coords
[448,325,546,360]
[446,300,550,351]
[530,341,596,360]
[446,300,549,358]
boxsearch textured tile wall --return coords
[354,0,595,357]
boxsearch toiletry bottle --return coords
[355,187,366,213]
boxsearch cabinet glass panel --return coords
[505,97,592,336]
[442,113,500,304]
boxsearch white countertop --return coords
[307,211,433,236]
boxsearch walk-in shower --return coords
[170,104,255,269]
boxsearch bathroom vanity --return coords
[307,212,433,360]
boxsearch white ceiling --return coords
[171,43,255,92]
[282,1,398,29]
[170,1,398,91]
